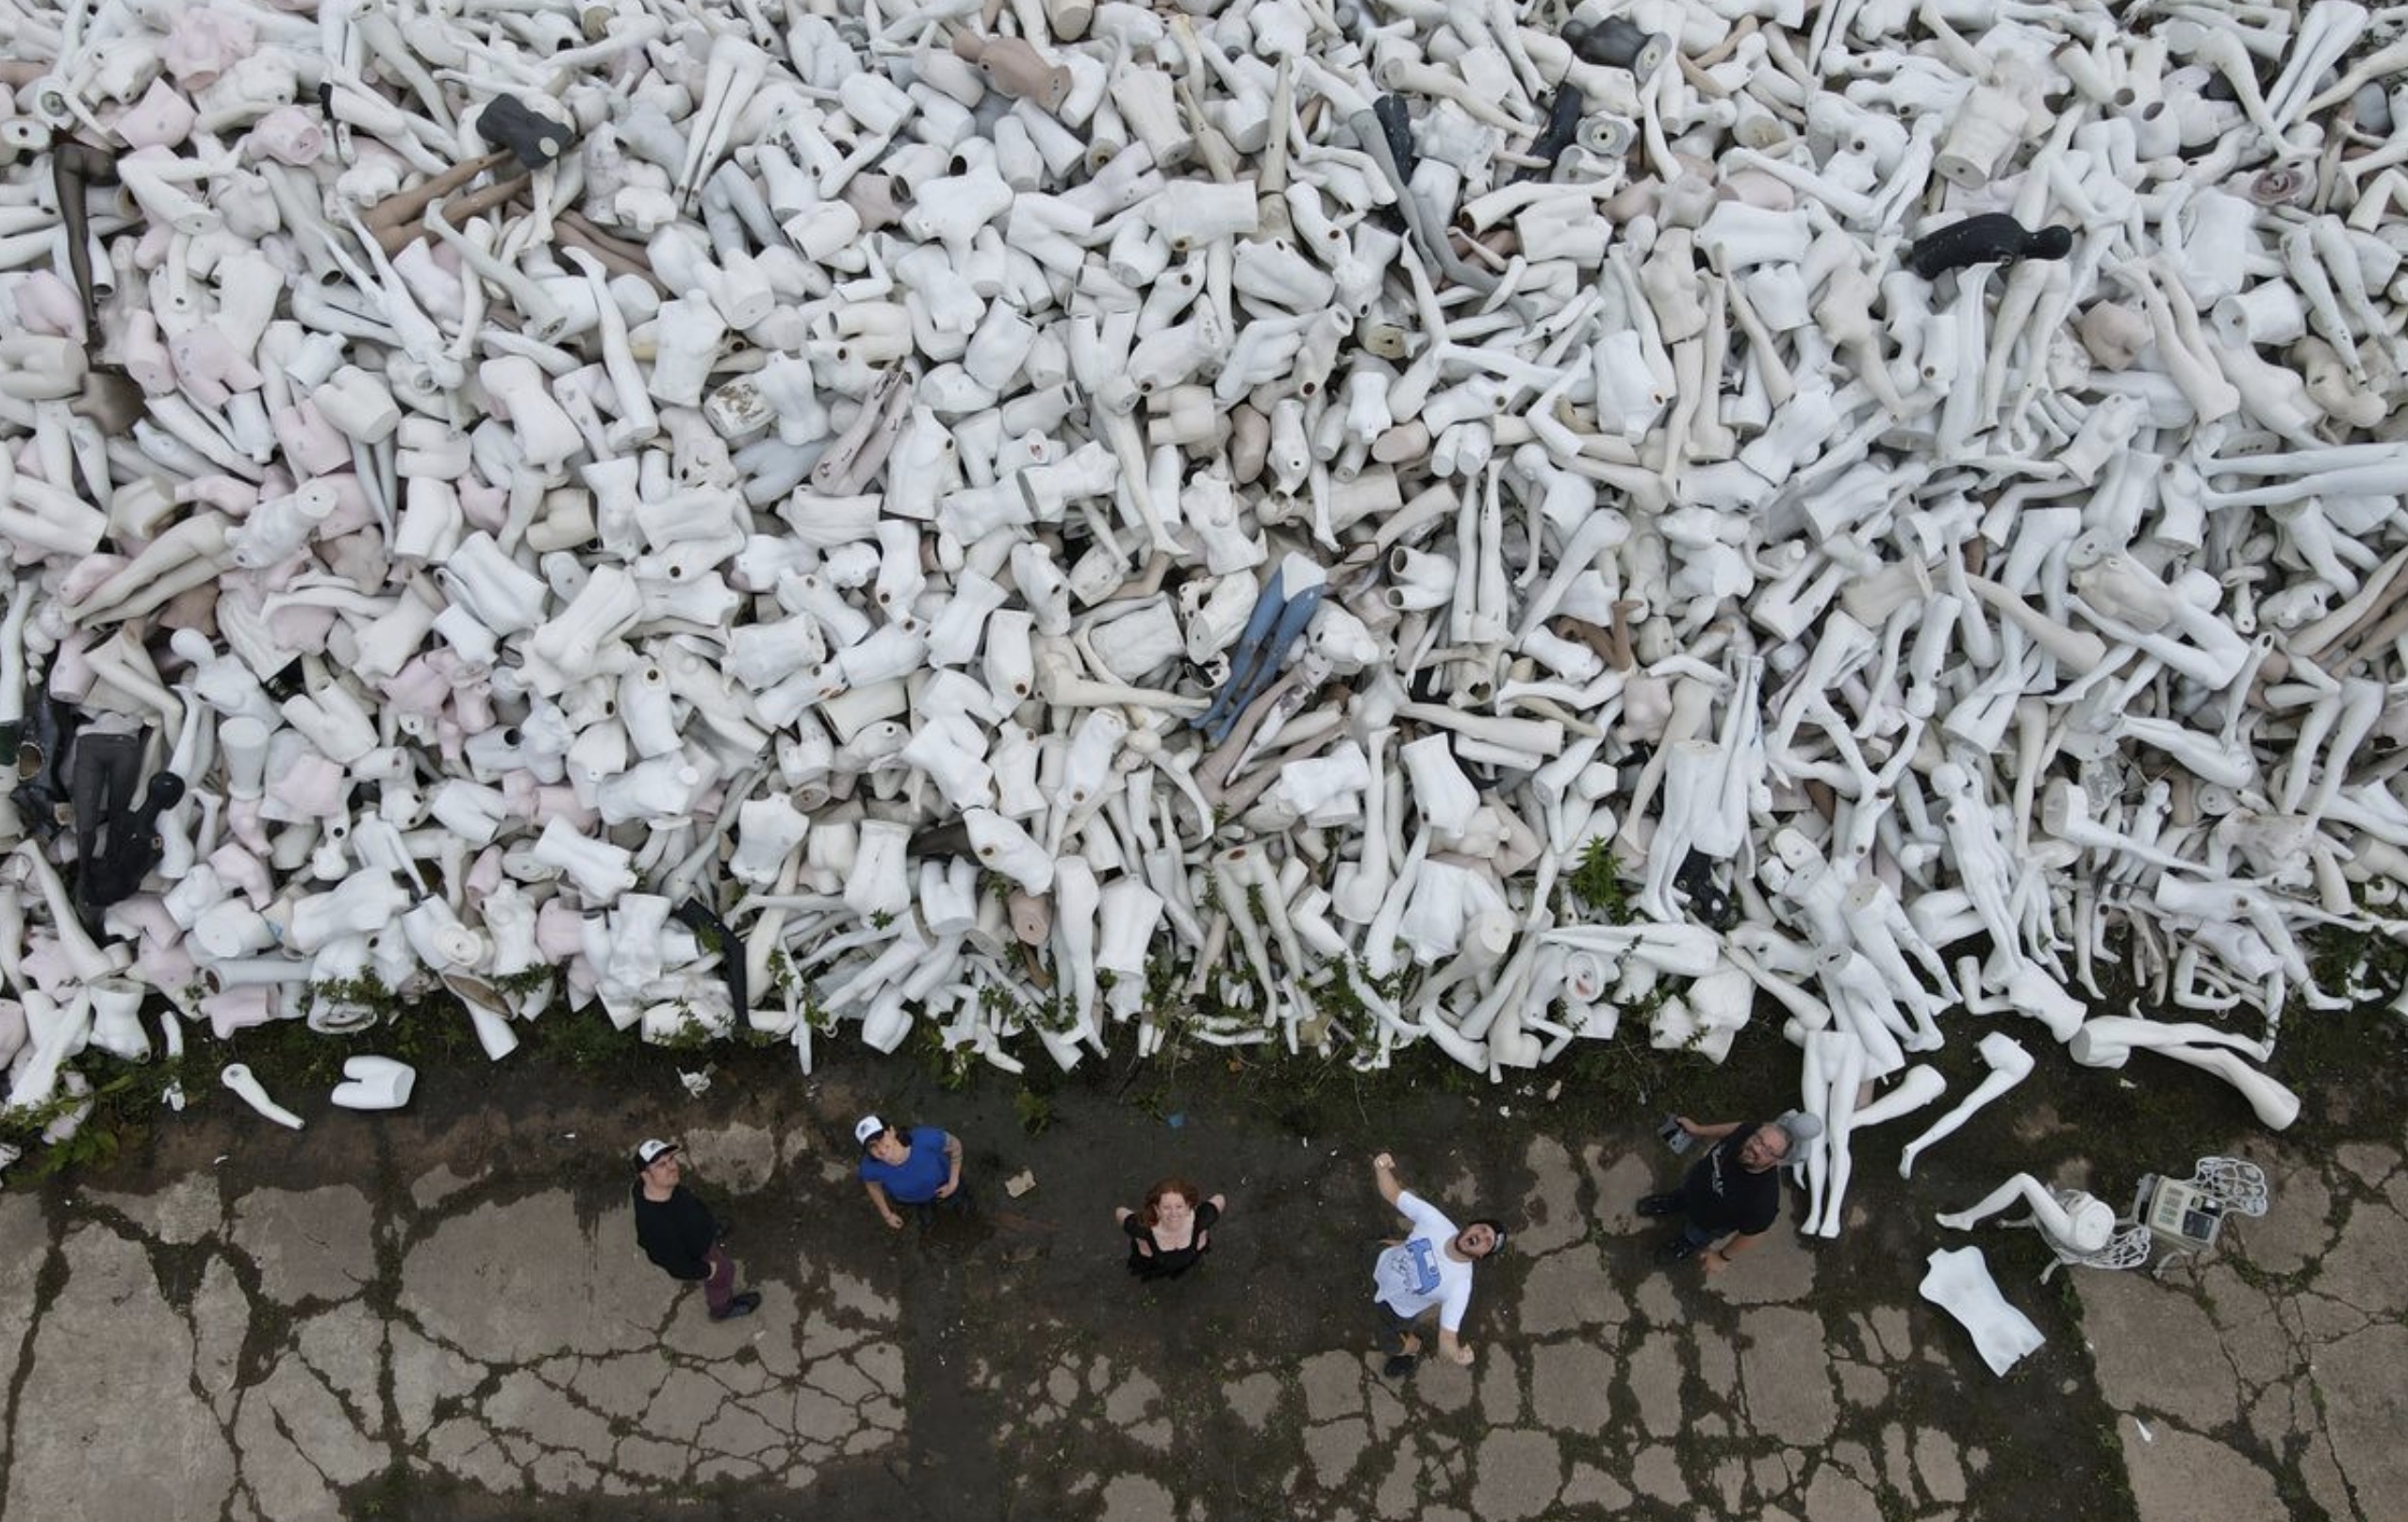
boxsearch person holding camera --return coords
[1639,1113,1822,1274]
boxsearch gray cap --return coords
[1773,1110,1824,1150]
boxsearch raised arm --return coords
[1372,1151,1406,1207]
[1677,1117,1742,1143]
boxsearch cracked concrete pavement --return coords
[1,1067,2401,1520]
[2075,1141,2408,1522]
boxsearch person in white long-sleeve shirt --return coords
[1367,1151,1507,1379]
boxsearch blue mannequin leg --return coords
[1203,581,1326,744]
[1191,565,1288,736]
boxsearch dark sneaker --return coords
[1635,1194,1682,1217]
[711,1292,762,1321]
[1381,1354,1419,1380]
[1654,1235,1703,1266]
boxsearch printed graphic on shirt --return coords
[1377,1235,1445,1301]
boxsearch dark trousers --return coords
[1374,1300,1423,1356]
[900,1184,976,1224]
[1658,1199,1723,1249]
[701,1245,735,1315]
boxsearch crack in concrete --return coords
[264,1390,346,1496]
[10,1161,918,1510]
[2085,1143,2408,1522]
[15,1110,2401,1522]
[0,1202,66,1499]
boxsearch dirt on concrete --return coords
[24,1011,2342,1522]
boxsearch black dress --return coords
[1124,1200,1221,1281]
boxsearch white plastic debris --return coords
[0,0,2397,1198]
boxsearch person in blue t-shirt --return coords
[855,1114,965,1230]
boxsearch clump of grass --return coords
[1562,837,1637,924]
[1014,1088,1055,1135]
[0,1058,180,1178]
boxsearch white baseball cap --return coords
[635,1138,678,1169]
[853,1115,888,1149]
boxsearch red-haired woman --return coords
[1113,1179,1228,1281]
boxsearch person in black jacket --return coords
[632,1139,761,1322]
